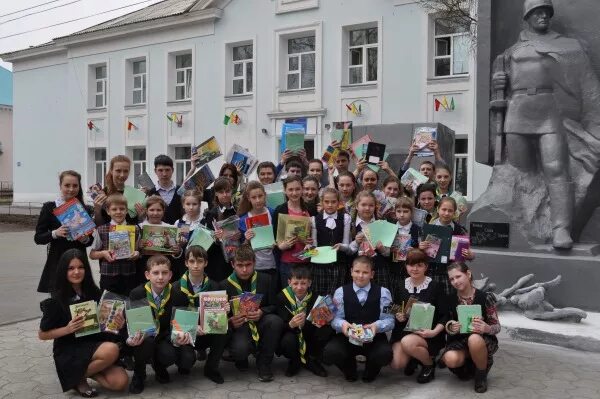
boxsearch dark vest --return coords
[97,224,137,276]
[343,283,381,325]
[316,211,347,264]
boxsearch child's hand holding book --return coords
[229,314,246,329]
[66,314,85,334]
[126,331,145,347]
[246,308,262,322]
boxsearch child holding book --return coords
[416,183,438,224]
[144,155,183,224]
[379,175,405,220]
[173,189,205,234]
[220,246,283,382]
[310,187,352,296]
[238,181,277,279]
[322,256,394,382]
[39,249,128,397]
[397,139,444,179]
[335,171,358,215]
[389,198,421,285]
[276,265,332,377]
[274,175,313,288]
[171,246,228,384]
[90,194,140,296]
[390,249,447,384]
[441,262,500,393]
[35,170,95,293]
[302,175,320,216]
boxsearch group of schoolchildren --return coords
[35,140,500,397]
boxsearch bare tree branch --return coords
[418,0,478,48]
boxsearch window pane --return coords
[435,58,451,76]
[95,66,106,79]
[350,48,363,66]
[176,86,185,100]
[133,91,141,104]
[455,138,468,154]
[288,56,299,71]
[142,88,146,103]
[246,62,253,92]
[367,28,378,44]
[452,35,470,74]
[288,36,315,54]
[233,63,243,77]
[96,81,103,93]
[349,29,365,46]
[367,47,377,81]
[133,76,141,89]
[95,148,106,160]
[95,163,103,184]
[435,19,468,35]
[233,79,244,95]
[300,53,315,88]
[349,67,362,84]
[133,148,146,161]
[176,70,184,84]
[233,45,253,61]
[95,95,104,108]
[176,163,184,185]
[455,156,468,195]
[176,54,192,68]
[436,37,451,56]
[185,70,192,98]
[175,146,191,159]
[287,73,299,90]
[133,60,146,74]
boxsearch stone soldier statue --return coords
[492,0,576,249]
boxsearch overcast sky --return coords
[0,0,165,70]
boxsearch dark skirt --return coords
[372,255,391,289]
[429,263,451,297]
[441,334,499,372]
[311,262,346,297]
[391,328,446,356]
[53,339,103,392]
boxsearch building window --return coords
[348,27,377,84]
[287,36,315,90]
[94,148,107,186]
[433,19,469,77]
[174,146,192,185]
[232,44,253,95]
[132,60,147,105]
[95,65,107,108]
[132,148,147,188]
[454,138,468,195]
[175,54,192,100]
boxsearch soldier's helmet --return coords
[523,0,554,20]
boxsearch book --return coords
[457,304,482,333]
[412,127,437,157]
[264,182,285,209]
[422,224,453,263]
[362,220,398,248]
[347,324,375,346]
[199,291,229,335]
[113,224,136,253]
[280,123,306,154]
[125,305,156,337]
[141,225,179,254]
[307,295,337,326]
[401,168,429,193]
[98,291,127,334]
[52,198,96,241]
[136,171,155,191]
[187,226,214,250]
[225,144,259,176]
[123,186,147,218]
[69,300,100,338]
[250,225,275,250]
[450,191,468,216]
[276,214,311,242]
[285,132,305,153]
[311,246,337,264]
[230,151,249,174]
[412,208,429,227]
[391,233,413,262]
[171,307,200,344]
[213,215,240,239]
[365,142,386,165]
[331,121,352,149]
[245,213,270,229]
[231,292,263,316]
[423,234,442,259]
[405,302,435,331]
[108,230,132,260]
[177,165,216,196]
[87,183,103,201]
[193,136,222,167]
[350,134,372,159]
[450,235,471,261]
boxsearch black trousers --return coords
[279,325,334,362]
[322,333,392,373]
[228,314,283,365]
[131,336,186,375]
[177,334,228,371]
[99,274,138,297]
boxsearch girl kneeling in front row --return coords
[440,262,500,394]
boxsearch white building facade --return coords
[1,0,491,203]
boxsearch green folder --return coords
[265,182,285,209]
[126,306,156,337]
[170,308,199,343]
[250,225,275,250]
[365,220,398,248]
[405,303,435,331]
[286,132,305,153]
[457,305,482,333]
[311,246,337,264]
[188,227,214,250]
[123,185,147,218]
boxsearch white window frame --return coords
[175,53,193,101]
[433,18,469,78]
[347,27,378,85]
[286,35,316,91]
[132,60,147,105]
[94,65,107,108]
[131,148,147,188]
[94,148,107,186]
[230,43,254,95]
[173,146,192,186]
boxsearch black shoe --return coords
[340,364,358,382]
[362,367,381,383]
[450,364,474,381]
[417,364,435,384]
[196,348,207,361]
[178,367,191,375]
[204,368,224,384]
[153,366,170,384]
[305,358,327,377]
[474,369,488,393]
[285,359,302,377]
[404,358,419,376]
[128,373,145,394]
[257,364,274,382]
[235,359,249,371]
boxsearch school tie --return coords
[358,289,366,305]
[323,213,337,229]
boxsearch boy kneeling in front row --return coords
[322,256,394,382]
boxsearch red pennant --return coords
[434,99,441,112]
[127,121,136,131]
[345,104,352,111]
[87,121,94,131]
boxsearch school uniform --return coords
[219,271,283,369]
[34,199,95,293]
[95,187,139,226]
[349,217,392,289]
[136,220,184,283]
[391,277,447,356]
[310,211,352,296]
[273,203,311,289]
[239,209,278,284]
[322,282,394,381]
[202,205,237,282]
[427,219,467,296]
[146,183,183,225]
[276,287,334,366]
[388,222,421,292]
[171,273,228,374]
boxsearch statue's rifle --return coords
[490,55,507,165]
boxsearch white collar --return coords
[182,213,202,225]
[433,219,454,229]
[397,221,413,231]
[155,181,176,192]
[152,288,164,300]
[109,220,127,226]
[323,212,337,219]
[405,277,432,294]
[353,282,371,293]
[355,216,375,227]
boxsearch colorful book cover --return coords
[136,171,155,191]
[412,127,438,157]
[405,302,435,332]
[285,132,305,153]
[450,235,471,261]
[230,151,249,174]
[113,225,136,253]
[280,123,306,154]
[187,227,214,250]
[171,308,199,344]
[423,234,442,259]
[126,305,157,337]
[350,134,372,159]
[52,198,96,241]
[108,231,132,260]
[264,182,285,209]
[231,292,263,316]
[193,136,222,167]
[348,323,375,346]
[141,225,179,254]
[87,183,103,201]
[199,291,229,335]
[457,304,482,333]
[69,300,100,338]
[276,214,311,242]
[321,145,336,166]
[331,121,352,150]
[213,215,240,239]
[123,186,147,218]
[177,165,216,196]
[422,224,453,263]
[98,291,127,334]
[307,295,337,326]
[391,233,413,262]
[226,144,259,176]
[245,213,270,229]
[401,168,429,193]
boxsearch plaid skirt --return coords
[440,334,499,372]
[311,262,346,297]
[429,262,452,297]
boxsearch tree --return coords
[418,0,478,46]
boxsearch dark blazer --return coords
[201,206,237,282]
[34,201,94,293]
[276,290,318,334]
[129,284,174,341]
[219,272,277,316]
[146,186,183,225]
[171,277,221,308]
